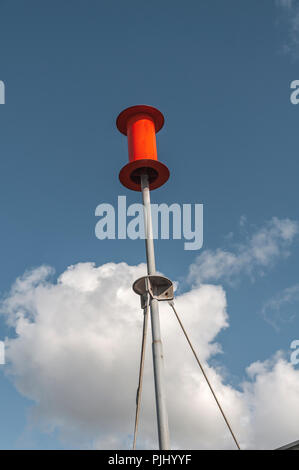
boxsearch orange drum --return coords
[117,105,170,191]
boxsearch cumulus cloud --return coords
[0,262,231,449]
[188,217,299,285]
[1,261,299,449]
[243,354,299,449]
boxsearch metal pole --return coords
[140,173,170,450]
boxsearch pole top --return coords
[116,105,164,135]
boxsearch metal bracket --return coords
[133,275,174,305]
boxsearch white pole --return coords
[140,173,170,450]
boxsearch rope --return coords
[132,294,150,450]
[168,300,241,450]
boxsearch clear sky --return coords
[0,0,299,450]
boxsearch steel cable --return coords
[168,300,241,450]
[132,295,150,450]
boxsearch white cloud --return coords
[276,0,294,9]
[243,354,299,449]
[262,283,299,330]
[276,0,299,58]
[1,260,299,449]
[0,262,231,448]
[188,217,299,284]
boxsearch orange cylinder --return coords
[117,105,170,191]
[127,114,158,162]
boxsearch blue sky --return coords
[0,0,299,449]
